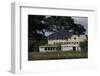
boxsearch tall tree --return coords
[45,16,86,34]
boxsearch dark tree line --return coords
[28,15,86,52]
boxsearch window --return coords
[62,42,63,44]
[64,42,66,44]
[56,47,58,50]
[48,47,50,50]
[57,42,59,44]
[52,47,55,50]
[49,47,52,50]
[74,37,76,40]
[59,42,61,44]
[45,47,47,50]
[54,42,56,44]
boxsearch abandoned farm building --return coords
[39,30,87,52]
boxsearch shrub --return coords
[79,40,88,52]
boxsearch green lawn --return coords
[28,51,88,61]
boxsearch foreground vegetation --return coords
[28,51,88,61]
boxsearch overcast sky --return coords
[72,16,88,34]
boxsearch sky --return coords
[72,16,88,34]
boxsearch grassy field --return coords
[28,51,88,61]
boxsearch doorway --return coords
[73,47,76,51]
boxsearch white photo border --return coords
[11,2,97,74]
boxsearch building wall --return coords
[39,45,81,52]
[61,44,81,51]
[39,46,60,52]
[48,35,87,45]
[39,35,86,52]
[39,47,45,52]
[61,46,73,51]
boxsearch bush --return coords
[79,40,88,53]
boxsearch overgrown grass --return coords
[28,51,88,61]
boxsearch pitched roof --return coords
[48,30,73,40]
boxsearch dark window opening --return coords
[45,47,47,50]
[74,37,76,40]
[73,47,76,51]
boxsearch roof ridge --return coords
[48,30,72,40]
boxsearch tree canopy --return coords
[28,15,86,36]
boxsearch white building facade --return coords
[39,35,87,52]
